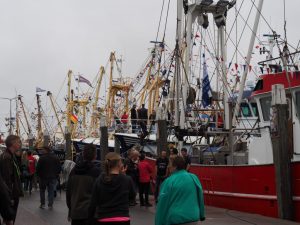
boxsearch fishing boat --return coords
[114,0,300,221]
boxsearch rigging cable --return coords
[155,0,166,43]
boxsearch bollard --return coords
[100,116,109,171]
[65,126,72,161]
[43,130,50,148]
[156,107,168,156]
[28,133,34,151]
[270,84,294,220]
[114,138,121,154]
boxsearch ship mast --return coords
[89,66,105,136]
[174,0,183,127]
[106,52,116,126]
[140,58,154,107]
[15,99,20,136]
[36,94,43,148]
[66,70,73,129]
[232,0,264,126]
[175,0,237,150]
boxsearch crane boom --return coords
[18,95,32,135]
[89,66,105,135]
[47,91,64,138]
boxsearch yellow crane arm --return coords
[89,66,105,135]
[47,91,65,138]
[18,95,32,135]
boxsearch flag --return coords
[69,113,78,124]
[202,56,212,108]
[260,67,264,74]
[78,75,92,87]
[235,63,238,70]
[36,87,46,92]
[249,65,252,72]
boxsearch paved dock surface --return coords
[15,191,298,225]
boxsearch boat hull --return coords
[146,158,300,222]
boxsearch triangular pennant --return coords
[235,63,238,70]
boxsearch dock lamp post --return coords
[0,96,18,135]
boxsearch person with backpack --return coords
[89,152,135,225]
[66,144,100,225]
[36,147,61,209]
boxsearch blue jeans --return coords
[39,178,56,206]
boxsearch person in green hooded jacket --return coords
[155,156,205,225]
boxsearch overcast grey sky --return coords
[0,0,299,134]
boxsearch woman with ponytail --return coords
[89,152,135,225]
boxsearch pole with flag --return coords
[36,87,46,93]
[78,75,92,87]
[202,54,212,108]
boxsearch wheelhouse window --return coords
[296,91,300,118]
[253,79,263,91]
[260,96,272,121]
[240,102,252,117]
[251,103,259,117]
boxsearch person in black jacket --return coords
[0,173,14,225]
[89,152,135,225]
[36,147,61,209]
[137,104,148,136]
[0,135,23,223]
[124,149,139,206]
[130,105,137,133]
[66,144,100,225]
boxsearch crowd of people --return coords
[0,135,61,225]
[0,135,205,225]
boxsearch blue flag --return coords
[202,56,212,108]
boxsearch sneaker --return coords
[39,204,45,209]
[48,205,53,210]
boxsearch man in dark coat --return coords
[130,104,137,133]
[66,144,100,225]
[0,135,23,223]
[138,104,148,136]
[0,173,14,225]
[36,147,61,209]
